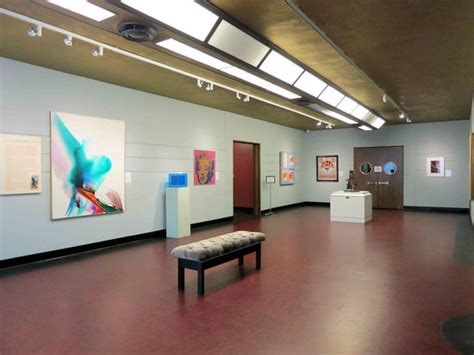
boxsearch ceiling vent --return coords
[117,22,157,42]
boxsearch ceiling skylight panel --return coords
[48,0,115,21]
[121,0,218,41]
[208,20,270,66]
[351,105,369,119]
[318,86,344,106]
[371,117,386,129]
[265,84,301,100]
[337,96,358,114]
[259,51,304,84]
[157,39,231,70]
[358,125,373,131]
[293,72,327,98]
[308,103,357,124]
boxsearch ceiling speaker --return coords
[117,22,157,42]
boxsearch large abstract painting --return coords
[51,112,125,219]
[194,149,216,185]
[317,155,339,182]
[280,151,295,185]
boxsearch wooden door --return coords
[354,146,404,209]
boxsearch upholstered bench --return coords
[171,231,266,295]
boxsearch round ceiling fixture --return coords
[117,22,157,42]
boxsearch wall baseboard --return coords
[0,216,233,270]
[304,201,330,207]
[404,206,469,214]
[261,202,306,215]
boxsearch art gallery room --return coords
[1,0,474,354]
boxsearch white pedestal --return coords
[330,191,372,223]
[166,187,190,238]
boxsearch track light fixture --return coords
[406,117,412,123]
[91,46,104,57]
[27,24,42,37]
[205,83,214,91]
[64,35,73,47]
[236,92,241,100]
[382,94,388,103]
[399,111,405,119]
[197,79,203,88]
[317,121,322,126]
[243,95,250,103]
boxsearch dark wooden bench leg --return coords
[256,243,261,270]
[178,259,185,290]
[197,268,205,296]
[238,255,244,266]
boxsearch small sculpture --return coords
[345,170,358,191]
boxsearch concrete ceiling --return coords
[1,0,472,131]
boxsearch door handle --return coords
[378,181,389,185]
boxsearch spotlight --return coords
[317,121,322,126]
[92,46,104,57]
[197,79,203,88]
[399,111,405,119]
[382,94,388,103]
[306,129,310,133]
[406,117,412,123]
[205,83,214,91]
[243,95,250,103]
[27,24,42,37]
[64,35,73,47]
[236,92,241,100]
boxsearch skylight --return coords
[121,0,218,41]
[308,103,357,125]
[48,0,115,21]
[259,51,304,85]
[337,96,358,114]
[157,39,231,70]
[351,105,369,119]
[221,66,300,100]
[358,125,373,131]
[318,86,344,107]
[208,20,270,66]
[293,72,327,98]
[371,117,386,129]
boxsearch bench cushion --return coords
[171,231,266,261]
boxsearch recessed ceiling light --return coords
[351,105,369,119]
[358,125,372,131]
[208,20,270,66]
[337,96,358,114]
[48,0,115,22]
[259,50,304,84]
[371,117,386,129]
[121,0,218,41]
[157,39,231,70]
[220,66,300,100]
[293,71,327,98]
[318,86,344,107]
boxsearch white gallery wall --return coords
[0,58,304,260]
[304,120,470,208]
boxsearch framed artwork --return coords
[280,151,295,185]
[51,112,125,219]
[317,155,339,182]
[0,133,42,195]
[426,157,445,177]
[194,150,216,185]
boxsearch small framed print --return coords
[426,157,445,177]
[265,175,276,184]
[316,155,339,182]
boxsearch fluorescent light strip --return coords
[371,117,386,129]
[337,96,358,114]
[121,0,218,41]
[157,39,231,70]
[351,105,369,119]
[308,103,357,124]
[318,86,344,106]
[294,71,327,98]
[358,125,373,131]
[221,66,300,99]
[48,0,115,22]
[259,50,304,85]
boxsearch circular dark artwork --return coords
[360,162,372,175]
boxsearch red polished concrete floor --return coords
[1,207,473,354]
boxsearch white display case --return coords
[166,187,190,238]
[330,191,372,223]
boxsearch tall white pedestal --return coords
[330,191,372,223]
[166,187,190,238]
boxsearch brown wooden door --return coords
[354,146,404,209]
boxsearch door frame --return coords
[353,145,404,209]
[233,140,261,216]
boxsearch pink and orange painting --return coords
[194,150,216,185]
